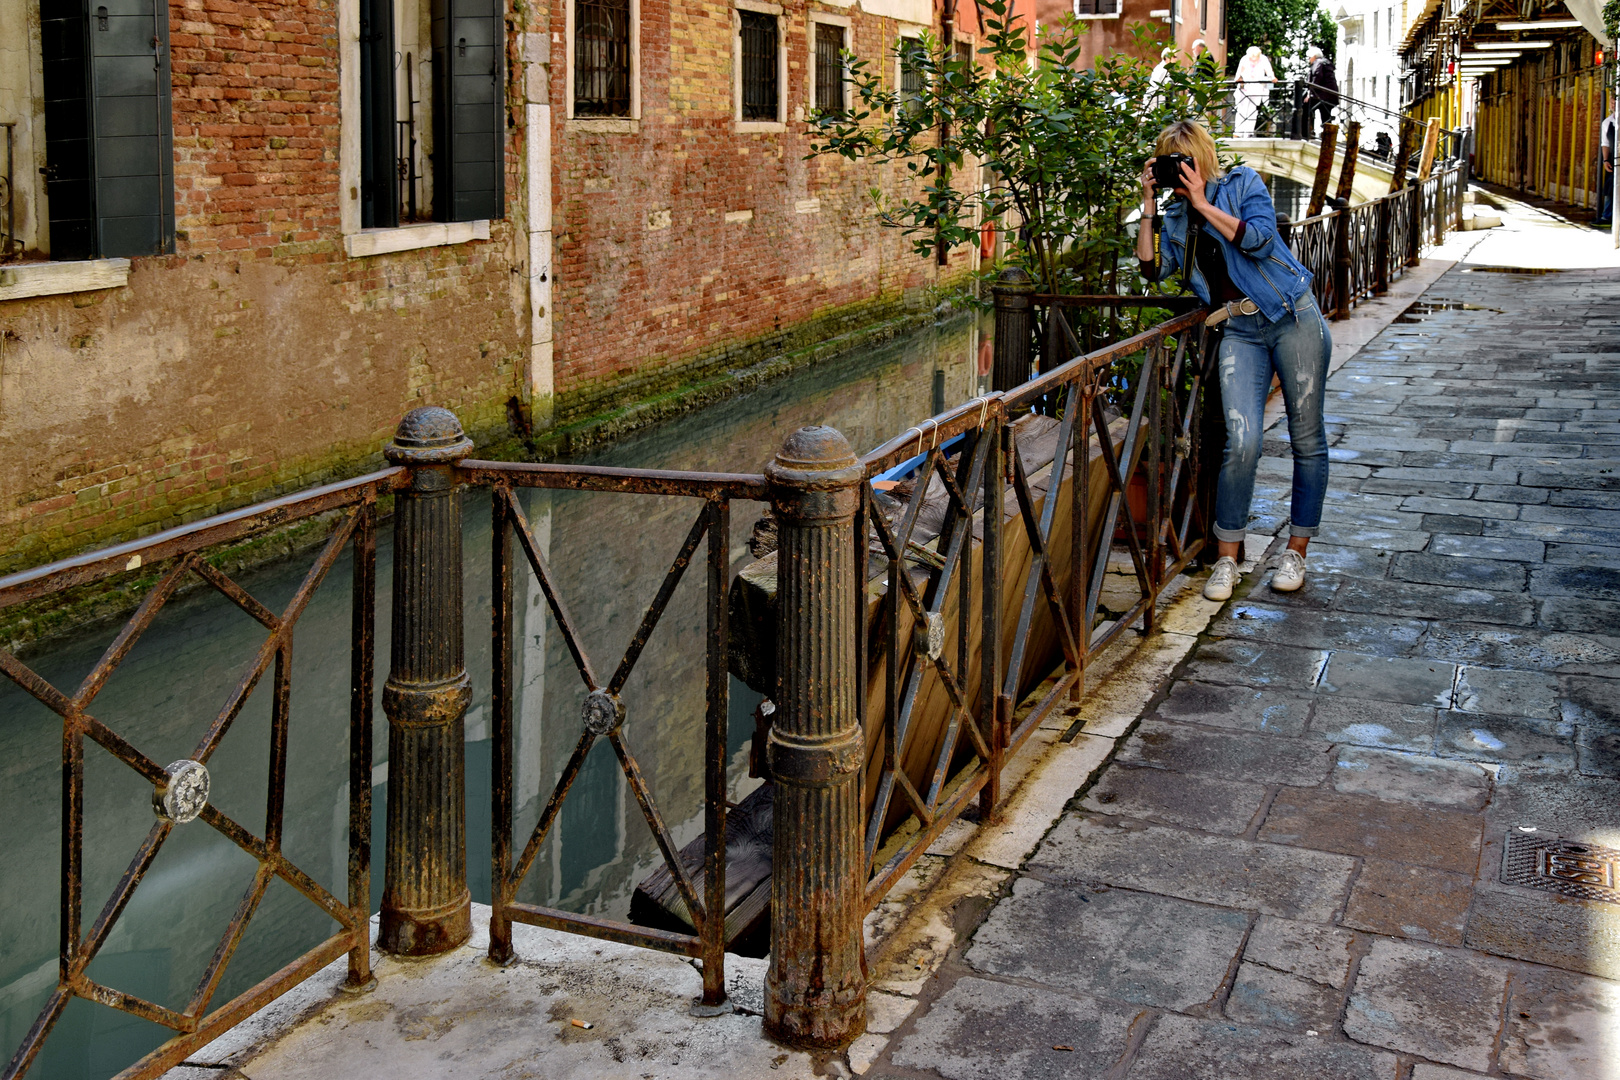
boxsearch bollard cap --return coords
[766,426,865,519]
[387,406,474,465]
[992,265,1035,293]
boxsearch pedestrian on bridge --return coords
[1136,119,1331,600]
[1302,46,1338,140]
[1233,47,1276,138]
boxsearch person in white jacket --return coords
[1233,46,1275,138]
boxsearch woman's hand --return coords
[1140,157,1157,202]
[1178,158,1209,208]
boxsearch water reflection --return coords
[0,313,983,1079]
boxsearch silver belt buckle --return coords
[1236,299,1259,316]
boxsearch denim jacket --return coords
[1150,165,1314,323]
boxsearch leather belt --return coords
[1204,298,1260,327]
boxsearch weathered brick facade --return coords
[0,0,1041,575]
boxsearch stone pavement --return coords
[859,240,1620,1074]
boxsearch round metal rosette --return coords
[153,760,211,824]
[914,611,946,662]
[581,689,625,735]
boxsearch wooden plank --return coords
[1416,116,1441,182]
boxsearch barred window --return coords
[576,0,631,117]
[1072,0,1120,14]
[740,11,778,121]
[814,23,845,115]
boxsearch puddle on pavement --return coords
[1461,266,1567,275]
[1392,299,1506,323]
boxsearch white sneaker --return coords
[1203,556,1241,601]
[1272,549,1307,592]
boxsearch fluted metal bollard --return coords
[379,407,474,956]
[991,265,1035,393]
[764,426,867,1049]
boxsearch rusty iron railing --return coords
[0,469,400,1080]
[1286,160,1465,320]
[457,459,767,1010]
[853,294,1221,910]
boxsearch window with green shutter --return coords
[432,0,504,222]
[39,0,175,259]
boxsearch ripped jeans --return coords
[1213,292,1331,542]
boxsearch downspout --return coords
[937,0,954,266]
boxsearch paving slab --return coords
[1150,680,1312,736]
[1223,963,1344,1033]
[1116,720,1335,786]
[1499,965,1620,1080]
[1307,697,1438,753]
[1124,1014,1398,1080]
[1421,625,1620,675]
[1453,665,1563,718]
[1258,787,1483,874]
[1080,765,1269,835]
[1391,550,1529,589]
[1463,883,1620,981]
[1318,652,1457,707]
[1029,816,1358,922]
[1342,939,1511,1072]
[1435,710,1578,769]
[1240,915,1356,989]
[1181,639,1330,689]
[966,879,1249,1011]
[888,976,1141,1080]
[1341,857,1474,946]
[1207,603,1427,656]
[1336,577,1537,625]
[1330,745,1494,809]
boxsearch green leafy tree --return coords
[1227,0,1335,76]
[809,2,1228,304]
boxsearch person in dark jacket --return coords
[1303,46,1338,140]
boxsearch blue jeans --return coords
[1213,293,1331,542]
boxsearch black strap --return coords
[1180,215,1203,295]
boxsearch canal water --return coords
[0,313,987,1079]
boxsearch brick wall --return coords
[545,0,980,424]
[0,0,528,574]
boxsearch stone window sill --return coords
[344,220,491,258]
[735,120,786,133]
[1073,11,1121,19]
[568,117,640,134]
[0,258,131,302]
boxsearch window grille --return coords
[576,0,632,117]
[1073,0,1121,13]
[815,23,845,115]
[740,12,778,121]
[899,38,924,113]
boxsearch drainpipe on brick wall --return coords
[937,1,954,266]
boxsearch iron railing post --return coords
[379,406,474,956]
[1373,195,1392,295]
[991,266,1035,393]
[764,425,867,1049]
[1332,203,1352,320]
[1406,185,1422,267]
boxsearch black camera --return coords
[1151,152,1195,189]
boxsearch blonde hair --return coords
[1155,120,1222,181]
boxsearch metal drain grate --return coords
[1502,832,1620,904]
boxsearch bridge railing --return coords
[1285,160,1466,320]
[0,469,399,1080]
